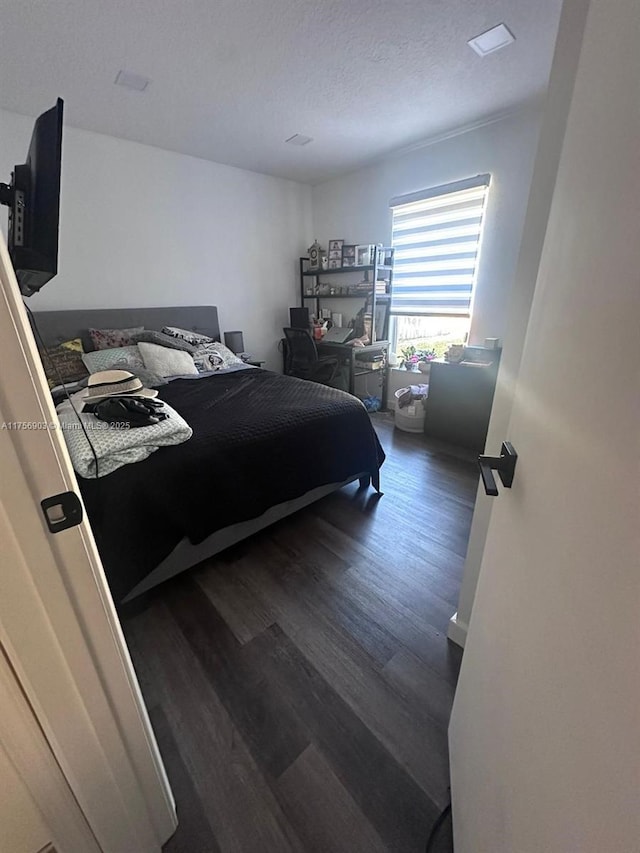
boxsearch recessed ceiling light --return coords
[285,133,313,146]
[468,24,515,57]
[114,69,151,92]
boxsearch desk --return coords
[317,340,388,404]
[424,356,500,451]
[282,337,389,406]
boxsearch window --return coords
[389,175,490,357]
[393,315,471,360]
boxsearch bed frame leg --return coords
[359,473,383,495]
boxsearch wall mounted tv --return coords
[0,98,64,297]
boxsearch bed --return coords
[34,306,385,602]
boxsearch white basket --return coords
[394,393,427,433]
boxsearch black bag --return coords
[89,397,168,428]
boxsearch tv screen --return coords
[0,98,63,296]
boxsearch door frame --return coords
[0,236,176,851]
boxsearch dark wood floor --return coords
[123,415,478,853]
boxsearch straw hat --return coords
[79,369,158,404]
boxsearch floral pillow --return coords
[88,326,144,351]
[41,338,89,389]
[82,345,145,374]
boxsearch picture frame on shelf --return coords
[342,244,356,267]
[328,239,344,254]
[328,258,341,269]
[329,250,342,261]
[355,244,375,266]
[377,246,389,266]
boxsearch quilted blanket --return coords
[77,369,385,601]
[56,395,192,478]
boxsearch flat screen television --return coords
[0,98,64,296]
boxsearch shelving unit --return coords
[297,246,394,407]
[299,247,394,343]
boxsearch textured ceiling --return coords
[0,0,562,184]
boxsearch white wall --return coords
[311,109,541,346]
[0,103,541,370]
[0,109,312,370]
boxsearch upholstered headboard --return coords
[32,306,220,350]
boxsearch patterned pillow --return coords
[131,329,196,353]
[88,326,144,351]
[40,338,89,389]
[82,345,145,374]
[192,341,243,372]
[162,326,214,347]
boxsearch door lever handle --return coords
[478,441,517,497]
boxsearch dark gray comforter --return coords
[78,369,385,601]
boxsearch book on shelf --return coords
[349,283,388,295]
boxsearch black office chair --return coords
[283,327,339,385]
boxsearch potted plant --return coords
[416,348,437,373]
[400,345,419,370]
[400,345,437,371]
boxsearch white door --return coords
[449,0,640,851]
[0,230,177,846]
[0,642,101,853]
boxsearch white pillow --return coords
[138,342,198,378]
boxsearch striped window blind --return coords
[390,174,490,317]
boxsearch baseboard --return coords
[447,612,468,648]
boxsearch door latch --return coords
[41,491,83,533]
[478,442,517,497]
